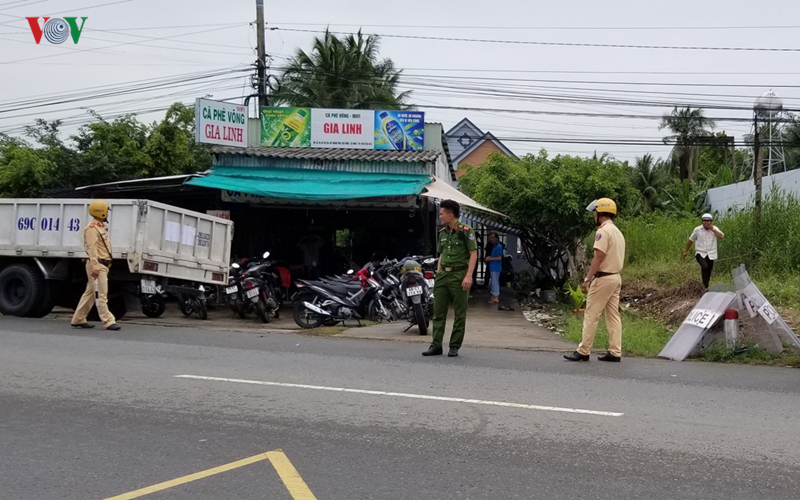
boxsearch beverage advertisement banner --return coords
[310,109,374,149]
[195,98,248,147]
[259,107,425,150]
[261,107,311,147]
[374,110,425,151]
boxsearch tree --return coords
[71,113,153,186]
[784,115,800,171]
[459,150,636,289]
[630,153,668,213]
[659,107,716,182]
[0,141,53,197]
[271,30,410,109]
[24,119,79,189]
[144,102,212,177]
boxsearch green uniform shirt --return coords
[437,221,478,267]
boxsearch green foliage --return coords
[659,107,716,181]
[144,102,212,178]
[621,191,800,308]
[272,30,410,110]
[1,103,213,194]
[460,150,636,287]
[0,142,53,197]
[564,283,586,310]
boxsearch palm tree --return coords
[271,30,410,110]
[784,117,800,171]
[631,153,668,212]
[659,107,716,181]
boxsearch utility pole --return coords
[255,0,267,110]
[753,111,763,226]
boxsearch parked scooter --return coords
[292,270,391,328]
[399,258,434,335]
[175,282,208,320]
[224,261,248,319]
[242,252,279,323]
[138,279,167,318]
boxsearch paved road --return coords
[1,317,799,499]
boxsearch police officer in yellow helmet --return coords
[564,197,625,362]
[71,200,121,331]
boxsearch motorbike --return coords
[138,278,167,318]
[399,258,435,336]
[242,251,280,324]
[224,261,248,319]
[292,270,392,329]
[175,282,209,320]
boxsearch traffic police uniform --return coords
[577,204,626,358]
[71,201,118,330]
[431,222,478,349]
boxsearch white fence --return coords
[706,169,800,213]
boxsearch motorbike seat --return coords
[310,281,361,296]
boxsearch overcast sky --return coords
[1,0,799,163]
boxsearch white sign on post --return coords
[195,98,248,147]
[684,309,721,329]
[310,108,374,149]
[758,301,779,325]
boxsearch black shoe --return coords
[598,352,621,362]
[422,345,443,356]
[106,324,121,331]
[448,347,459,357]
[71,323,95,329]
[563,351,590,362]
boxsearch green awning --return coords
[186,166,432,201]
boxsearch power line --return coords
[272,27,800,52]
[268,21,800,31]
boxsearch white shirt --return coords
[690,225,724,260]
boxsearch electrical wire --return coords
[272,27,800,53]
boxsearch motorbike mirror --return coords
[263,251,270,259]
[231,263,240,269]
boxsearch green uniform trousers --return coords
[432,269,469,348]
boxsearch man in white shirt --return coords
[683,213,724,290]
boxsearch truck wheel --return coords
[26,281,56,318]
[0,264,45,317]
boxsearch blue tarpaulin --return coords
[186,166,433,201]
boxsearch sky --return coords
[1,0,799,163]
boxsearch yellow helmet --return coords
[88,200,109,220]
[586,198,617,215]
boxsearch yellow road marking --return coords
[267,450,319,500]
[102,452,271,500]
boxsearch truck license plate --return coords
[245,288,259,299]
[406,286,423,297]
[226,286,238,294]
[140,279,157,295]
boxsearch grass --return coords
[696,342,800,368]
[616,192,800,310]
[560,308,674,357]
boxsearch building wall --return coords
[706,169,800,213]
[455,141,505,179]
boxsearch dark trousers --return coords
[695,254,714,289]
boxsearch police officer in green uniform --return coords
[423,200,478,358]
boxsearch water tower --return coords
[749,89,787,177]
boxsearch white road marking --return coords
[175,374,624,417]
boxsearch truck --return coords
[0,199,233,320]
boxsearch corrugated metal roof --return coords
[212,145,441,163]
